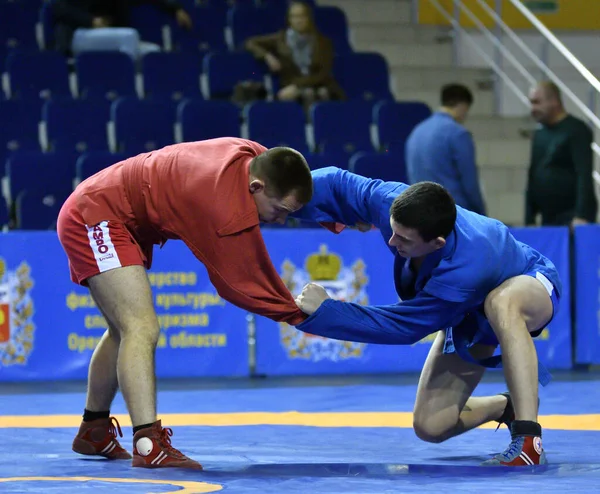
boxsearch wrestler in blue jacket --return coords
[292,167,561,349]
[291,166,560,466]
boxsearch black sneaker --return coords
[494,392,540,432]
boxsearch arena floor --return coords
[1,372,599,493]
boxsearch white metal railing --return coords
[412,0,600,187]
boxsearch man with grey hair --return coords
[526,81,597,227]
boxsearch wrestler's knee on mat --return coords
[412,414,453,444]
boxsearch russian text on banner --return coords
[0,232,248,381]
[254,226,572,376]
[254,229,436,376]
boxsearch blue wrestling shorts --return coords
[442,271,560,386]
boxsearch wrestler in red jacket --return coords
[57,138,312,469]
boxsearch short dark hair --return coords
[250,147,313,204]
[441,84,474,107]
[390,182,457,241]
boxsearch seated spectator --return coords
[245,1,344,107]
[52,0,192,60]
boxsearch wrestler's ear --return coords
[249,179,265,194]
[432,237,446,250]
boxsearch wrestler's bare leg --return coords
[84,325,120,412]
[485,275,552,421]
[413,331,502,443]
[87,265,160,426]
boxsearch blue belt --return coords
[450,327,552,387]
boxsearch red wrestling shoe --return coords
[72,417,132,459]
[483,420,546,466]
[482,435,546,466]
[132,420,203,470]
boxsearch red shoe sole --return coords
[132,456,203,470]
[72,438,132,460]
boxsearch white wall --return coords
[455,31,600,119]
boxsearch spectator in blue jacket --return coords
[405,84,486,216]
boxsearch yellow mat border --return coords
[1,412,598,430]
[0,477,222,494]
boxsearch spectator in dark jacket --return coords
[526,81,597,227]
[52,0,192,58]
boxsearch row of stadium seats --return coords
[0,98,431,157]
[0,149,407,230]
[1,50,392,102]
[1,1,347,59]
[0,0,420,232]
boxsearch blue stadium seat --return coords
[75,151,128,183]
[75,52,137,101]
[254,0,286,21]
[333,53,393,101]
[202,0,232,7]
[227,4,283,49]
[0,196,9,228]
[244,101,307,152]
[374,101,432,152]
[43,99,110,152]
[111,97,176,154]
[171,5,227,52]
[348,151,408,183]
[259,0,317,9]
[39,1,55,50]
[0,100,42,154]
[129,4,171,47]
[0,1,39,53]
[5,151,77,203]
[203,52,265,99]
[0,46,7,74]
[142,52,203,101]
[6,51,70,100]
[175,0,198,9]
[16,188,68,230]
[311,101,374,154]
[305,151,349,171]
[314,6,352,54]
[177,99,240,142]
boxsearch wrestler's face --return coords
[251,181,303,224]
[388,218,446,259]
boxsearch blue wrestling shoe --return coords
[483,420,547,466]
